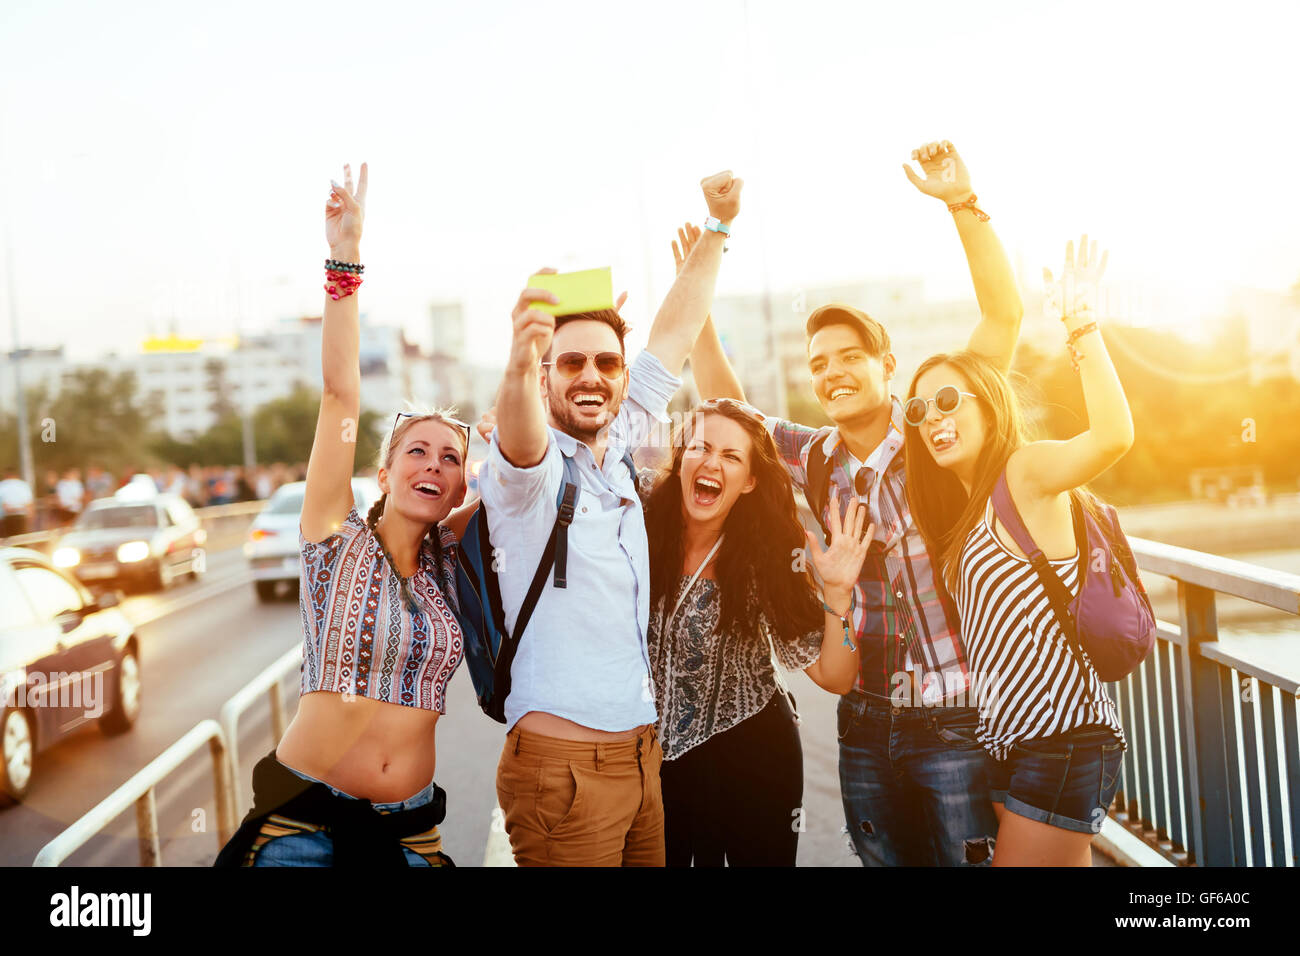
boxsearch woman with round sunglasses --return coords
[217,163,476,867]
[903,237,1132,866]
[640,392,874,863]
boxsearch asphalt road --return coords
[0,541,868,867]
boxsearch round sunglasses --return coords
[904,385,978,427]
[541,351,626,380]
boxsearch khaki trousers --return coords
[496,723,665,866]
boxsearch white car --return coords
[244,478,380,602]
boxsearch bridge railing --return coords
[32,720,235,866]
[1112,538,1300,866]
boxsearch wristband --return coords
[822,592,857,652]
[946,193,990,222]
[703,216,730,252]
[1066,321,1099,371]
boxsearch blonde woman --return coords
[217,164,473,867]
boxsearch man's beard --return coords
[547,385,621,443]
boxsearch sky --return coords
[2,0,1298,365]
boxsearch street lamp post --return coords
[5,235,35,493]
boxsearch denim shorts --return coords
[253,763,439,867]
[990,725,1124,834]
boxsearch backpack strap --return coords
[804,428,836,546]
[551,453,583,589]
[989,470,1088,667]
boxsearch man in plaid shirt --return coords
[687,140,1023,865]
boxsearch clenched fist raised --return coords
[700,170,743,223]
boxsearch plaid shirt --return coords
[766,399,969,704]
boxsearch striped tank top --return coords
[953,499,1125,761]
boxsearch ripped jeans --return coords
[837,691,998,866]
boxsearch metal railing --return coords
[2,500,266,556]
[32,720,235,866]
[219,644,303,818]
[1110,537,1300,866]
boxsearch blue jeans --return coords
[837,692,998,866]
[991,726,1124,833]
[253,764,438,868]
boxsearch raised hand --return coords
[901,140,972,204]
[671,221,703,275]
[700,170,743,223]
[326,162,367,253]
[476,405,498,443]
[1043,234,1109,319]
[805,487,874,615]
[508,267,559,375]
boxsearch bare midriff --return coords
[514,711,647,742]
[275,691,440,804]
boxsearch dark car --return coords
[52,494,206,592]
[0,548,140,805]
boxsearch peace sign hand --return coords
[326,162,368,254]
[806,487,874,615]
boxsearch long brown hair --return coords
[644,403,823,645]
[903,352,1030,593]
[904,351,1108,592]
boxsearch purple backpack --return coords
[990,471,1156,682]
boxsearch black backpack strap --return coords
[804,428,836,546]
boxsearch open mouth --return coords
[413,481,443,500]
[827,386,858,402]
[571,391,608,411]
[929,427,958,453]
[691,476,723,508]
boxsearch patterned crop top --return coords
[298,506,463,713]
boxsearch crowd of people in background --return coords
[0,461,309,538]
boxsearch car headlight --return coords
[116,540,152,563]
[53,547,81,568]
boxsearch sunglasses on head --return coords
[391,411,472,450]
[541,351,626,380]
[904,385,978,427]
[698,397,766,422]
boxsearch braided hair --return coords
[368,407,465,612]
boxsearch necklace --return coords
[367,510,422,614]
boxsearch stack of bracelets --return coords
[1065,319,1098,371]
[324,258,364,300]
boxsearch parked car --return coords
[52,494,206,592]
[245,478,380,602]
[0,548,140,805]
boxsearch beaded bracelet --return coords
[325,258,365,274]
[822,592,857,651]
[325,270,363,301]
[946,193,990,222]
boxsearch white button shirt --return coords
[477,349,681,732]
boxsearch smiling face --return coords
[807,324,896,426]
[910,363,986,485]
[678,412,758,528]
[542,318,629,442]
[377,418,468,524]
